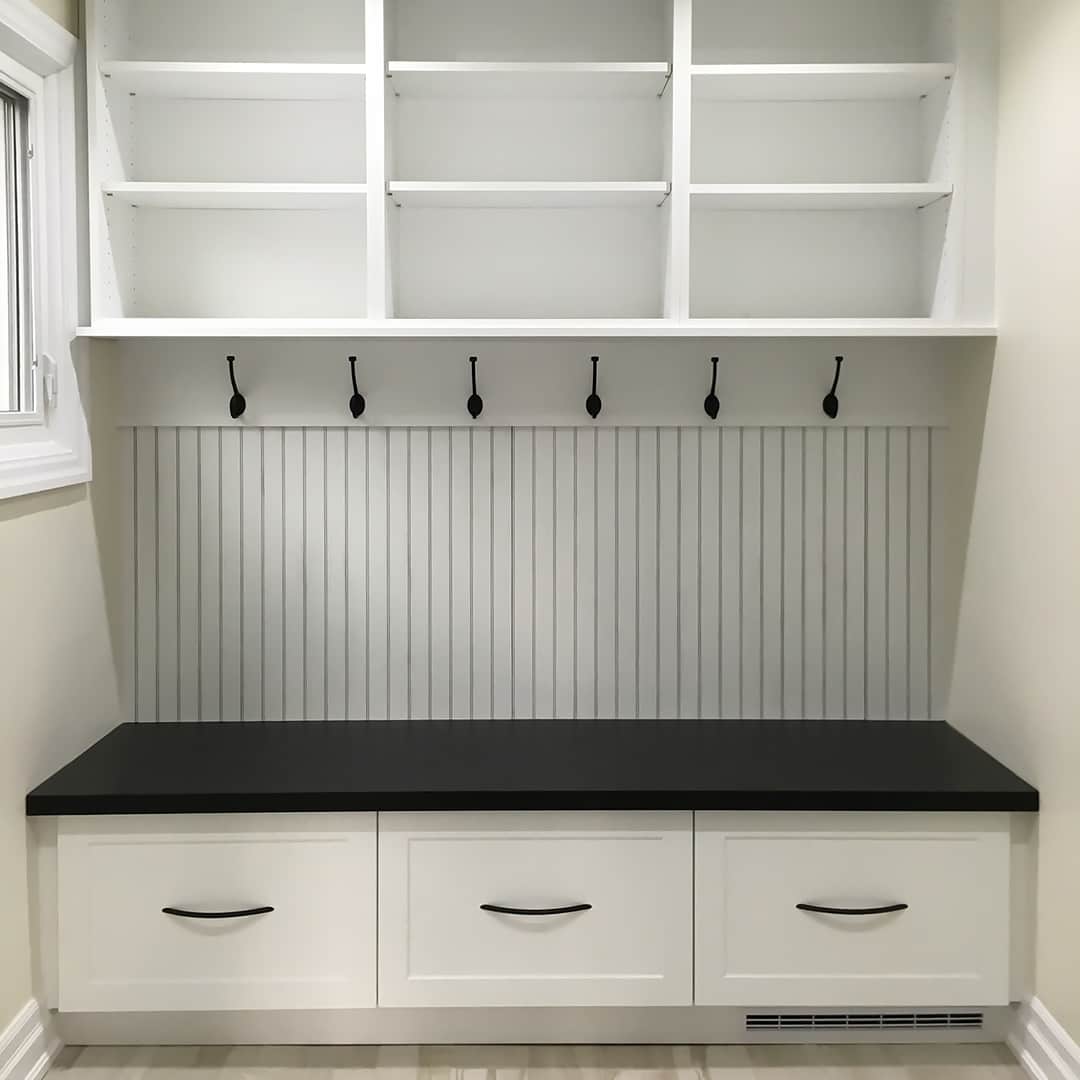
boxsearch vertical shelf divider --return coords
[666,0,693,320]
[365,0,389,319]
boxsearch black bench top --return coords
[25,718,1038,816]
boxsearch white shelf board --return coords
[76,318,997,340]
[387,181,671,209]
[689,183,953,211]
[100,62,366,100]
[103,182,368,210]
[387,61,671,99]
[691,63,954,101]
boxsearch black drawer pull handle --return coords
[481,903,592,917]
[162,906,274,920]
[797,902,909,916]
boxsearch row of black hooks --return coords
[225,353,846,422]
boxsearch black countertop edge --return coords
[24,718,1039,818]
[26,790,1039,817]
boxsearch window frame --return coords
[0,64,37,424]
[0,0,86,500]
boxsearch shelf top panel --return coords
[387,61,671,99]
[100,61,367,100]
[77,318,997,341]
[25,719,1037,817]
[691,63,955,101]
[690,183,953,211]
[103,182,368,210]
[388,181,671,209]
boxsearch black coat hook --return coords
[585,355,602,419]
[823,355,844,420]
[226,355,246,419]
[704,356,720,420]
[348,356,366,419]
[467,356,484,419]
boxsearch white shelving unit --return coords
[387,62,671,98]
[75,318,997,340]
[690,63,954,101]
[388,182,670,209]
[83,0,997,336]
[103,182,369,210]
[689,183,952,211]
[99,61,367,99]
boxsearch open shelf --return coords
[388,181,670,209]
[103,182,368,210]
[387,62,670,98]
[388,0,671,63]
[691,63,954,101]
[97,0,365,62]
[689,183,951,211]
[97,206,366,319]
[75,318,997,340]
[691,0,950,64]
[99,62,366,100]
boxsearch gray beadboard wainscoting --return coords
[119,425,944,723]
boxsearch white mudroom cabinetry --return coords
[56,814,378,1013]
[52,810,1013,1016]
[82,0,997,337]
[694,812,1011,1008]
[377,812,693,1008]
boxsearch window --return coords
[0,0,86,500]
[0,83,31,414]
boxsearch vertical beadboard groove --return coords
[128,429,138,725]
[127,425,944,722]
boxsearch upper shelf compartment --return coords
[387,62,671,99]
[691,63,954,101]
[99,62,367,100]
[95,0,365,62]
[692,0,951,64]
[388,0,671,62]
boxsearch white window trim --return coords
[0,0,86,500]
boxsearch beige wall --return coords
[948,0,1080,1045]
[30,0,77,36]
[0,359,121,1029]
[0,460,120,1026]
[1,0,98,1035]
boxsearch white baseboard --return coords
[1010,998,1080,1080]
[57,1005,1012,1047]
[0,1001,62,1080]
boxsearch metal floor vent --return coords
[746,1012,984,1032]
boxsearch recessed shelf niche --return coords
[689,199,950,319]
[95,0,366,62]
[90,0,369,321]
[100,204,367,319]
[387,0,672,62]
[691,0,950,64]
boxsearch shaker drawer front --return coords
[378,811,693,1008]
[58,814,376,1013]
[695,812,1011,1008]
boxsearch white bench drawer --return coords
[378,811,693,1008]
[58,814,376,1012]
[694,812,1010,1008]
